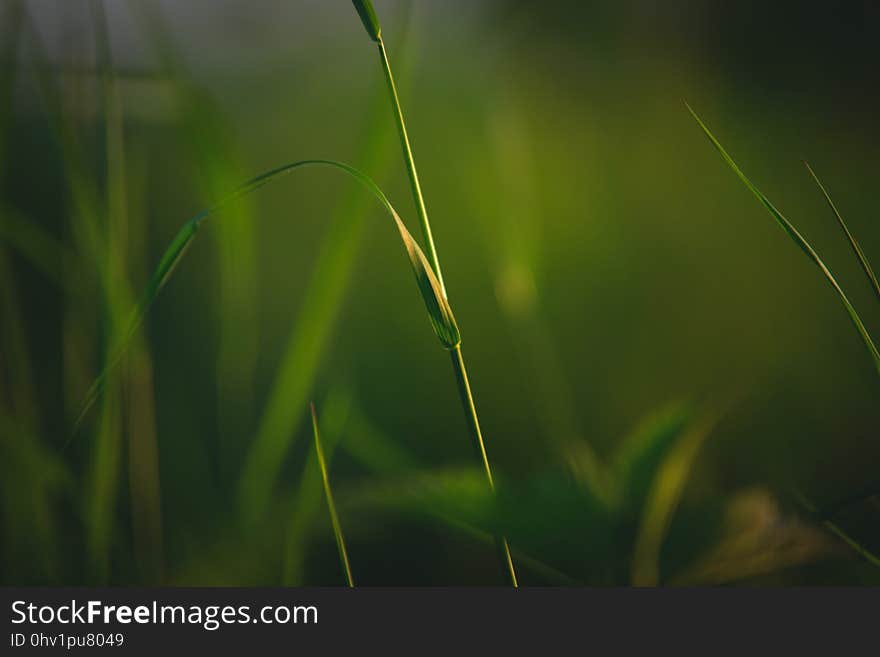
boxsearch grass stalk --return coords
[354,0,517,585]
[311,402,354,587]
[687,102,880,375]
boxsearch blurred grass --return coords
[1,0,879,586]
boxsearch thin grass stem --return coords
[804,161,880,304]
[687,102,880,375]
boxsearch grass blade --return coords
[351,0,382,42]
[283,388,352,584]
[804,161,880,304]
[74,159,459,460]
[687,102,880,374]
[311,402,354,587]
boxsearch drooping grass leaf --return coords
[311,402,354,587]
[804,161,880,304]
[74,160,460,454]
[686,103,880,374]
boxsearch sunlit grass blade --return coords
[804,161,880,304]
[311,402,354,587]
[135,0,260,475]
[687,102,880,374]
[612,402,691,516]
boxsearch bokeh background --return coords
[1,0,879,585]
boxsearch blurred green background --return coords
[1,0,879,585]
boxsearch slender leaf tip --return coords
[352,0,382,42]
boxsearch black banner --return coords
[2,587,878,652]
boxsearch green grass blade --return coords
[283,388,352,584]
[311,402,354,587]
[687,102,880,374]
[75,160,458,446]
[804,161,880,304]
[351,0,382,42]
[630,411,718,586]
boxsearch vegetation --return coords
[0,0,878,586]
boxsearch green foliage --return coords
[611,403,692,518]
[687,103,880,375]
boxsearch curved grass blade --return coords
[75,160,459,432]
[804,161,880,304]
[311,402,354,587]
[686,102,880,375]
